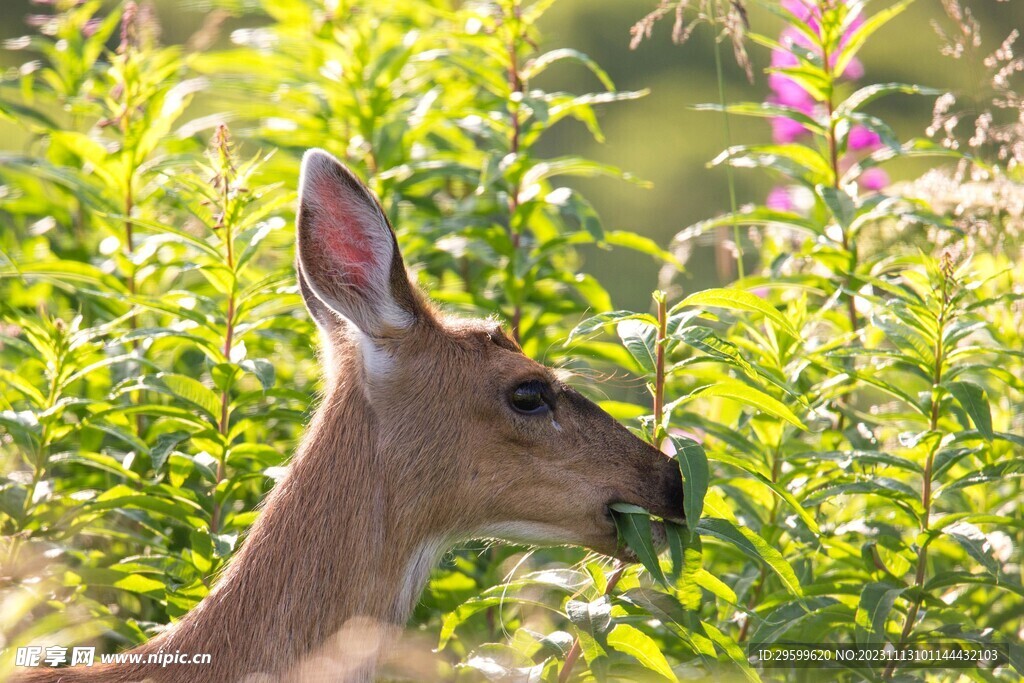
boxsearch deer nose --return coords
[646,452,685,524]
[655,462,688,528]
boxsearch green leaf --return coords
[672,436,707,525]
[606,623,678,682]
[944,521,1002,575]
[188,529,214,574]
[694,569,737,604]
[764,65,830,104]
[833,0,916,78]
[125,374,222,424]
[805,478,922,514]
[546,187,605,241]
[0,368,46,405]
[692,102,824,134]
[0,259,129,295]
[674,382,806,430]
[946,381,993,441]
[49,451,141,482]
[787,450,922,473]
[749,597,840,647]
[700,621,760,681]
[603,230,678,264]
[598,400,649,421]
[521,156,650,188]
[0,483,28,519]
[711,143,833,184]
[568,311,657,343]
[711,452,820,535]
[669,528,703,606]
[565,597,612,636]
[835,82,945,117]
[672,287,800,338]
[462,644,541,681]
[621,589,720,662]
[522,48,615,90]
[150,431,191,472]
[817,185,855,230]
[940,460,1024,492]
[610,504,667,586]
[931,445,984,480]
[240,359,276,391]
[678,207,823,240]
[616,319,658,375]
[854,582,903,643]
[89,487,203,527]
[438,595,556,649]
[924,571,1024,599]
[697,518,803,597]
[673,327,756,378]
[71,569,167,599]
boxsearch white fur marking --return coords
[394,524,580,621]
[473,521,578,547]
[396,538,447,618]
[358,332,395,377]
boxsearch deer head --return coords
[296,149,684,561]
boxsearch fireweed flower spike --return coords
[767,0,889,207]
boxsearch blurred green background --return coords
[2,0,1020,310]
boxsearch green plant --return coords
[0,0,1021,681]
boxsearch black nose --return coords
[641,446,685,523]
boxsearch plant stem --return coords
[19,345,61,531]
[653,294,668,438]
[123,130,146,439]
[211,134,236,536]
[821,35,859,334]
[883,274,951,679]
[506,0,524,345]
[212,278,234,535]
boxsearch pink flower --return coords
[771,116,809,143]
[765,2,892,199]
[848,125,881,151]
[843,57,865,80]
[767,187,795,211]
[768,29,818,142]
[768,74,815,111]
[859,168,889,191]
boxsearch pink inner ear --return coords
[312,188,380,289]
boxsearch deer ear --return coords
[296,149,422,338]
[296,264,343,333]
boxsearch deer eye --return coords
[509,380,550,415]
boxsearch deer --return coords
[17,149,684,682]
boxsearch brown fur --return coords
[13,151,683,683]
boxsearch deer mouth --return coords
[602,504,673,563]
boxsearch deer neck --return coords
[144,364,442,680]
